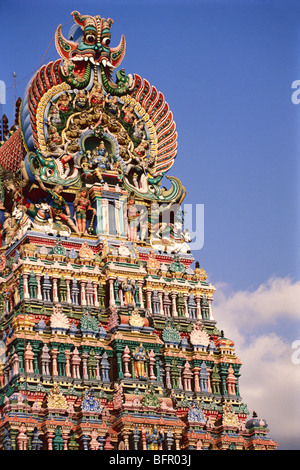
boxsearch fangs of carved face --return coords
[70,53,115,72]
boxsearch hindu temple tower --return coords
[0,11,278,451]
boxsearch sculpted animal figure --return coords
[150,228,191,254]
[30,201,71,237]
[10,206,33,244]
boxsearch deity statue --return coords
[118,241,130,257]
[3,176,29,212]
[92,141,110,181]
[121,278,135,306]
[35,176,80,235]
[146,250,160,270]
[121,103,137,132]
[65,121,80,141]
[73,89,89,111]
[146,426,164,450]
[2,211,18,247]
[81,387,102,413]
[80,155,94,183]
[128,308,145,329]
[222,402,240,427]
[89,83,105,108]
[127,196,140,241]
[47,383,68,410]
[133,344,148,379]
[124,142,153,192]
[73,187,96,234]
[189,321,210,348]
[187,401,206,424]
[132,120,146,142]
[79,242,95,260]
[105,94,120,118]
[47,104,62,128]
[56,92,71,113]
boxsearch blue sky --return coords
[0,0,299,449]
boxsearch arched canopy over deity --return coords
[0,11,186,247]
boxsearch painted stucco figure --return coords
[0,10,185,247]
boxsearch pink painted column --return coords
[207,368,212,393]
[71,347,81,379]
[193,367,200,392]
[52,278,59,302]
[66,279,71,303]
[171,292,177,317]
[24,344,34,373]
[65,350,71,377]
[23,274,29,299]
[46,432,54,450]
[109,278,115,307]
[158,291,164,315]
[146,289,152,313]
[17,424,28,450]
[80,280,87,306]
[93,281,99,307]
[122,345,132,378]
[12,353,19,376]
[101,199,109,234]
[183,293,189,318]
[148,350,156,380]
[137,280,145,308]
[36,275,43,300]
[195,294,201,320]
[51,348,58,376]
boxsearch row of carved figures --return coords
[1,338,239,397]
[120,343,238,396]
[0,273,106,316]
[1,272,212,322]
[1,421,252,451]
[3,416,268,451]
[0,176,187,247]
[110,278,213,321]
[0,423,181,451]
[1,343,110,387]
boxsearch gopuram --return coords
[0,11,277,450]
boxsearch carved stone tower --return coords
[0,11,277,450]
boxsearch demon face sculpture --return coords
[55,11,128,92]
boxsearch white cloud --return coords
[213,277,300,333]
[239,333,300,449]
[212,277,300,450]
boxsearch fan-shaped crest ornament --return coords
[0,11,183,205]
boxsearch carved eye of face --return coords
[46,168,54,177]
[85,33,97,44]
[102,37,111,46]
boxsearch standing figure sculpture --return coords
[73,188,96,235]
[35,177,80,235]
[133,344,148,379]
[121,278,135,306]
[127,196,140,241]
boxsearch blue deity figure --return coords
[146,426,164,450]
[187,401,206,424]
[81,387,102,413]
[92,140,110,181]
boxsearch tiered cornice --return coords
[0,10,277,451]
